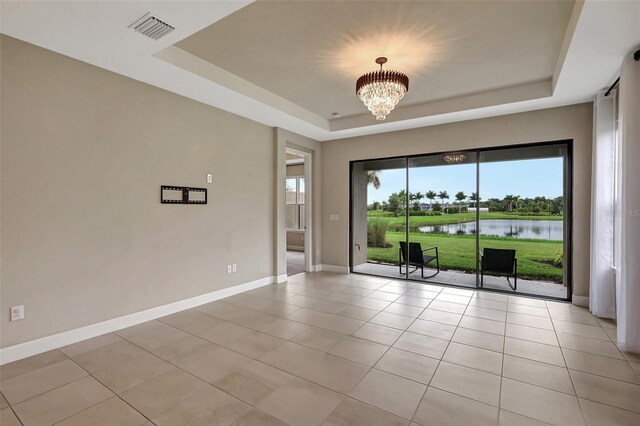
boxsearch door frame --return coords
[348,139,574,301]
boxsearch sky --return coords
[367,157,564,204]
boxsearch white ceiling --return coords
[175,0,574,120]
[286,152,304,166]
[1,1,639,141]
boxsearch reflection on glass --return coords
[416,219,563,240]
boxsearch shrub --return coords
[553,249,563,266]
[408,211,442,216]
[368,218,390,248]
[367,210,395,217]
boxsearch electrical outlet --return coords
[207,173,213,183]
[232,264,237,273]
[227,264,232,274]
[11,305,24,322]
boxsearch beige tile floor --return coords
[353,263,567,298]
[2,272,640,426]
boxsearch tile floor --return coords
[287,250,306,276]
[353,263,567,298]
[2,272,640,426]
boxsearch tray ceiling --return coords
[175,1,574,120]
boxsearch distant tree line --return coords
[481,195,564,215]
[368,191,563,216]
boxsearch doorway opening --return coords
[286,150,308,276]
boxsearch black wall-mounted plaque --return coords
[161,186,207,204]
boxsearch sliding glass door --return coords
[350,141,571,300]
[478,144,569,298]
[351,157,408,280]
[407,153,478,288]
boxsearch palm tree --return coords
[469,192,480,208]
[455,191,467,212]
[513,195,520,211]
[426,190,437,210]
[438,191,449,212]
[504,195,515,212]
[367,170,381,189]
[410,192,424,211]
[534,196,548,213]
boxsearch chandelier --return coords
[442,152,468,164]
[356,57,409,121]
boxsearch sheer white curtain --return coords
[589,91,617,318]
[616,51,640,353]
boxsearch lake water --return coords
[418,219,563,241]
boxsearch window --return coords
[286,176,305,230]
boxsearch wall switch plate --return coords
[11,305,24,321]
[232,264,237,273]
[227,264,232,274]
[207,174,213,183]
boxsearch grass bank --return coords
[372,212,563,227]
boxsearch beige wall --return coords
[286,164,304,177]
[0,36,276,347]
[321,103,593,297]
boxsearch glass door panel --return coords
[478,144,569,299]
[351,158,408,280]
[408,152,478,288]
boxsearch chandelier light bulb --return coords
[356,57,409,121]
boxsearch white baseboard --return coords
[276,274,288,283]
[572,295,589,307]
[0,276,275,365]
[319,264,349,273]
[286,245,304,251]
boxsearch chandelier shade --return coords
[356,57,409,121]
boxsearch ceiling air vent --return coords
[129,13,175,40]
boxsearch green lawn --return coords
[367,231,564,283]
[373,212,563,227]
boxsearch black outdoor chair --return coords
[480,248,517,291]
[399,241,440,278]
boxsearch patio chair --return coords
[480,248,517,291]
[399,241,440,278]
